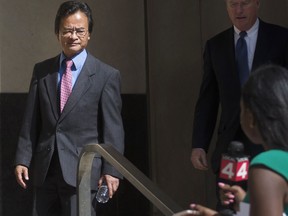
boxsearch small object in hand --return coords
[96,182,109,203]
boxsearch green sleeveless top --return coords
[244,150,288,214]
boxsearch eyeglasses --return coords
[60,28,88,38]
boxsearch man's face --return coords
[226,0,260,31]
[57,11,90,58]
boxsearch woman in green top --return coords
[188,64,288,216]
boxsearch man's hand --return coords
[15,165,29,189]
[98,175,119,198]
[190,148,208,170]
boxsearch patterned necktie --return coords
[235,31,249,86]
[60,59,73,112]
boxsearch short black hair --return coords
[54,1,93,35]
[242,64,288,150]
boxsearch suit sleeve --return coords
[14,65,41,167]
[100,70,125,178]
[192,41,220,152]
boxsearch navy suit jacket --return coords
[15,52,124,190]
[192,20,288,173]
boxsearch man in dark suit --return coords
[190,0,288,209]
[14,1,124,215]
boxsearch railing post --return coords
[77,143,184,216]
[77,151,96,216]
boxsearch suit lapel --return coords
[228,27,238,76]
[43,55,60,120]
[59,54,96,120]
[222,27,239,82]
[252,20,269,71]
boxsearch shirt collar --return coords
[60,49,88,70]
[234,18,259,36]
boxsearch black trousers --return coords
[35,151,97,216]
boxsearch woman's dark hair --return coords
[54,1,93,34]
[242,64,288,150]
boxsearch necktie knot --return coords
[239,31,247,39]
[66,59,73,70]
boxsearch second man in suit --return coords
[190,0,288,209]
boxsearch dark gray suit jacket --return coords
[15,52,124,190]
[192,20,288,173]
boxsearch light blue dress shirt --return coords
[58,49,88,88]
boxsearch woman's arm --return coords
[248,165,286,216]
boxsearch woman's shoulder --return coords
[252,149,288,162]
[250,150,288,180]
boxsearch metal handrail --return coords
[77,143,184,216]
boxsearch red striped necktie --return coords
[60,59,73,112]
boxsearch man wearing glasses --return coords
[14,1,124,215]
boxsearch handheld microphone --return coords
[218,209,234,216]
[219,141,249,183]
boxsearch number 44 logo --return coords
[219,156,249,181]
